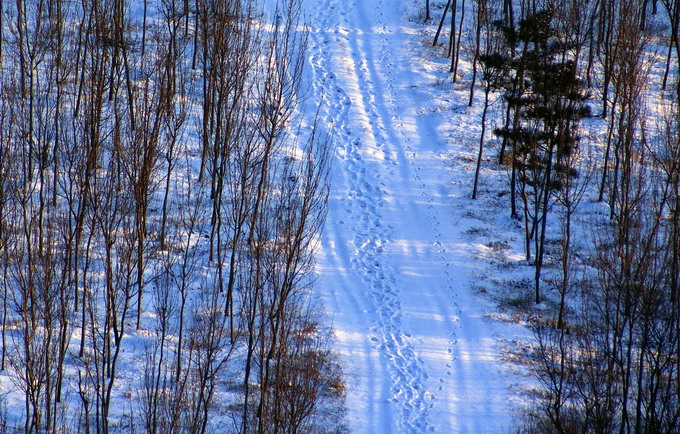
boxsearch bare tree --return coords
[472,3,504,199]
[0,0,345,431]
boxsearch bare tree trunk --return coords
[433,0,452,46]
[472,86,490,199]
[448,0,457,71]
[452,0,465,79]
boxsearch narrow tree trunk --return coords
[433,0,452,46]
[472,87,490,198]
[142,0,148,57]
[468,2,483,106]
[662,36,674,91]
[448,0,458,72]
[534,145,554,303]
[452,0,465,80]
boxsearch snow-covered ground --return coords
[3,0,678,430]
[304,0,534,431]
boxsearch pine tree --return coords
[492,10,591,302]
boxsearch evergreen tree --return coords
[492,10,590,302]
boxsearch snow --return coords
[304,0,534,431]
[0,0,545,430]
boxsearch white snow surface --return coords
[304,0,533,432]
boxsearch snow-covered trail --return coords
[305,0,529,431]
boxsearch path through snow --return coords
[305,0,532,431]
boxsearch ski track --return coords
[307,0,526,432]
